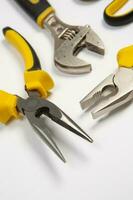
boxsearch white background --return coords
[0,0,133,199]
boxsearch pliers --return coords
[13,0,105,75]
[80,45,133,119]
[1,27,93,163]
[104,0,133,26]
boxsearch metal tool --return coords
[1,27,93,163]
[80,45,133,119]
[14,0,105,74]
[104,0,133,26]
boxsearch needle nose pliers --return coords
[0,27,93,162]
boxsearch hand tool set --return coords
[0,0,132,163]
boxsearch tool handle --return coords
[0,91,19,124]
[14,0,55,27]
[3,27,54,97]
[117,45,133,68]
[3,27,41,71]
[104,0,133,26]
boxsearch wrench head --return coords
[54,25,105,75]
[44,14,105,74]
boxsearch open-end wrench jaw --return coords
[54,26,93,74]
[85,28,105,55]
[44,14,105,74]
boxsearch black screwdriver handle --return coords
[14,0,55,27]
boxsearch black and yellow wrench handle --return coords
[3,27,54,97]
[14,0,55,27]
[104,0,133,26]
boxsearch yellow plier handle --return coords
[3,27,54,97]
[0,27,54,124]
[104,0,133,26]
[117,45,133,68]
[0,91,19,124]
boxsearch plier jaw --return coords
[80,74,116,111]
[17,93,93,162]
[80,65,133,119]
[81,45,133,119]
[17,94,93,143]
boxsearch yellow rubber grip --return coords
[24,70,54,97]
[105,0,131,17]
[4,27,38,71]
[0,91,20,124]
[117,45,133,68]
[37,7,55,28]
[3,27,54,97]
